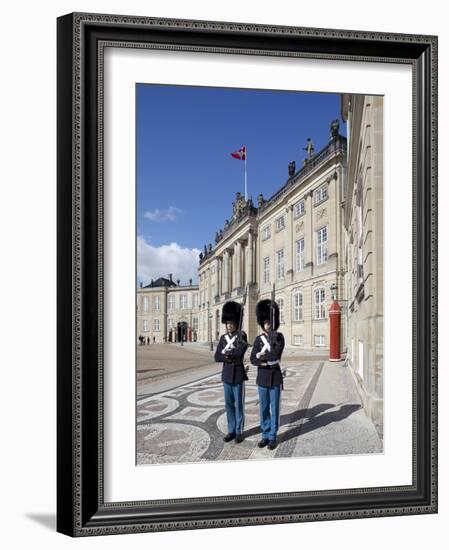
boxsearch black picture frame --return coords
[57,12,438,536]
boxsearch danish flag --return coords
[231,145,246,160]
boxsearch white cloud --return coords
[137,236,201,286]
[143,206,182,222]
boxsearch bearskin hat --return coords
[256,299,280,330]
[221,301,242,324]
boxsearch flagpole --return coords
[244,148,247,201]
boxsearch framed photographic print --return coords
[57,12,438,536]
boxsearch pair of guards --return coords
[214,299,285,451]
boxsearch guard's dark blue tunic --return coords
[214,330,248,384]
[250,332,285,387]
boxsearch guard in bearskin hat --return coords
[250,298,285,450]
[214,300,248,443]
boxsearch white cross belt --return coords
[222,334,237,353]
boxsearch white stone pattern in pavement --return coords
[136,361,382,465]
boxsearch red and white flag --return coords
[231,145,246,160]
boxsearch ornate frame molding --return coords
[57,12,437,536]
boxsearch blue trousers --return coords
[258,384,281,441]
[223,382,245,435]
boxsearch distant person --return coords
[214,301,248,444]
[250,299,285,451]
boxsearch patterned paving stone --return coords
[137,396,179,422]
[136,360,382,465]
[137,423,211,464]
[166,406,222,423]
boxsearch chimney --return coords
[140,282,143,288]
[177,279,180,285]
[168,273,173,282]
[189,278,192,286]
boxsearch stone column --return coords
[215,257,219,299]
[232,244,236,290]
[287,205,294,280]
[247,230,253,284]
[227,249,232,293]
[218,256,222,296]
[308,190,314,274]
[236,240,242,288]
[222,251,228,293]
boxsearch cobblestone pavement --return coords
[137,356,383,465]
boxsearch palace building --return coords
[137,274,200,343]
[197,121,347,351]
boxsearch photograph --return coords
[135,84,384,465]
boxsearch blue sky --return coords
[136,84,345,286]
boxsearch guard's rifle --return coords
[236,285,247,345]
[269,283,276,348]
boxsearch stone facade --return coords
[341,94,384,433]
[198,130,347,350]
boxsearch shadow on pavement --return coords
[280,403,362,443]
[242,403,336,439]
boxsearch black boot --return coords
[257,438,269,448]
[223,433,236,443]
[267,439,278,450]
[235,434,244,444]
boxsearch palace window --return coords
[180,294,188,309]
[314,335,325,347]
[193,293,199,308]
[153,319,160,331]
[293,292,303,321]
[314,288,326,319]
[143,296,149,313]
[314,183,328,204]
[262,225,271,241]
[193,317,199,331]
[316,226,328,265]
[143,320,149,332]
[294,335,304,346]
[276,249,285,280]
[263,257,270,284]
[294,198,305,217]
[168,294,175,310]
[154,295,161,311]
[275,215,285,232]
[296,238,305,271]
[276,298,285,324]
